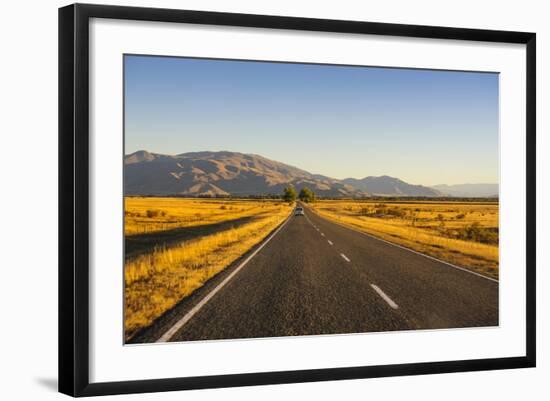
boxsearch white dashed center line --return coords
[370,284,399,309]
[340,253,351,262]
[305,208,399,311]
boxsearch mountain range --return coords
[124,150,495,198]
[342,176,440,197]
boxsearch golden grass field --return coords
[124,197,285,236]
[308,200,499,279]
[124,197,292,340]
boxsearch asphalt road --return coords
[130,203,498,343]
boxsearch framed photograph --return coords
[58,3,536,397]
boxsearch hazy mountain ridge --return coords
[124,150,494,198]
[342,176,442,197]
[431,183,499,198]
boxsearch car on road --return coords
[295,206,305,216]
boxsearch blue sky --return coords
[124,55,499,185]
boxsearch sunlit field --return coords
[308,200,499,279]
[125,197,286,236]
[124,197,292,340]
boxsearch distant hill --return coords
[124,150,362,197]
[342,175,442,197]
[431,183,499,198]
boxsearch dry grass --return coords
[124,198,292,339]
[309,200,499,278]
[125,197,286,236]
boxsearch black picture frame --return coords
[59,3,536,397]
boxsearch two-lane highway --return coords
[131,203,498,343]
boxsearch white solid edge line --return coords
[328,240,333,245]
[305,207,498,283]
[371,284,399,309]
[340,253,351,262]
[156,213,293,343]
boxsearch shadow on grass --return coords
[125,215,260,260]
